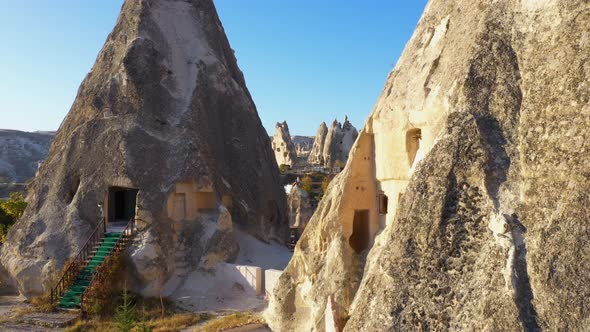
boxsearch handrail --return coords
[79,217,136,316]
[50,217,106,305]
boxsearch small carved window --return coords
[276,148,281,152]
[378,191,388,215]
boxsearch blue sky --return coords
[0,1,427,136]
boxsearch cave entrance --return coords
[349,210,370,253]
[406,128,422,167]
[108,187,138,224]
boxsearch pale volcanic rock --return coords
[272,121,298,167]
[321,116,358,169]
[0,0,287,297]
[267,1,590,331]
[308,122,328,165]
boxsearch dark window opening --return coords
[378,192,388,215]
[349,210,370,253]
[108,187,138,223]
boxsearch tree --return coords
[0,192,27,243]
[114,285,136,332]
[2,192,27,220]
[320,176,330,195]
[301,175,313,196]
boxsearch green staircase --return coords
[57,232,123,309]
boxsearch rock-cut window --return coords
[406,128,422,167]
[378,192,388,215]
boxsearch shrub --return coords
[0,192,27,243]
[279,164,291,172]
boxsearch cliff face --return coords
[272,121,298,167]
[1,0,287,297]
[267,1,590,331]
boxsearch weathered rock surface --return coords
[322,117,357,169]
[308,118,358,169]
[272,121,298,167]
[0,130,55,183]
[292,135,314,158]
[267,0,590,331]
[308,122,328,165]
[286,180,313,234]
[1,0,287,297]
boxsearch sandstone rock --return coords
[308,122,328,165]
[272,121,298,167]
[0,0,287,297]
[267,1,590,331]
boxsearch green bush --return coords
[0,192,27,243]
[279,164,291,172]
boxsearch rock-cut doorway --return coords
[107,187,138,226]
[349,210,370,253]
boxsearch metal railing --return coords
[50,217,107,305]
[79,217,136,316]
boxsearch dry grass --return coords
[64,313,212,332]
[198,312,264,332]
[30,294,57,313]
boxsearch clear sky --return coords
[0,1,427,136]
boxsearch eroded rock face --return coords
[272,121,298,167]
[1,0,287,297]
[267,1,590,331]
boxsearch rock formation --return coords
[272,121,298,167]
[292,136,314,158]
[322,116,358,169]
[267,0,590,331]
[286,180,313,235]
[0,130,55,183]
[308,122,328,165]
[0,0,287,297]
[308,118,358,169]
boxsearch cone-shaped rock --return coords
[272,121,297,167]
[267,0,590,331]
[308,122,328,165]
[1,0,287,297]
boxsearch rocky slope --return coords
[0,130,55,183]
[272,121,297,167]
[267,0,590,331]
[0,0,287,297]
